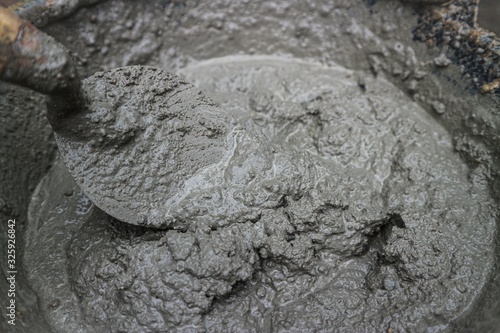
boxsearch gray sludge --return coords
[26,56,496,332]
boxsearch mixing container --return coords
[1,0,499,332]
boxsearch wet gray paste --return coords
[50,66,237,228]
[25,56,496,332]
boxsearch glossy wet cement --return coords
[25,56,496,332]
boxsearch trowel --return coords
[0,8,240,229]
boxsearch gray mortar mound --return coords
[52,66,236,228]
[25,56,497,332]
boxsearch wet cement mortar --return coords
[49,66,237,228]
[25,56,496,332]
[1,0,499,332]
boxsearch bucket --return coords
[1,0,499,332]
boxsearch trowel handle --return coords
[0,7,79,95]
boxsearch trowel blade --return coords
[51,66,235,229]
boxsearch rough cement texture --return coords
[52,66,236,227]
[11,0,107,27]
[24,57,496,332]
[1,0,500,332]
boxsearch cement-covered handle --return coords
[0,7,79,95]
